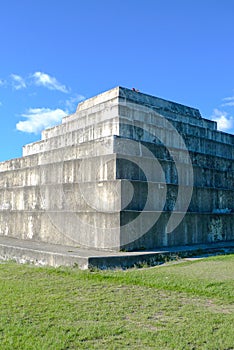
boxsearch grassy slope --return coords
[0,255,233,350]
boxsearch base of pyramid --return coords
[0,235,233,270]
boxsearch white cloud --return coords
[211,108,234,133]
[223,96,234,102]
[222,101,234,107]
[16,107,67,134]
[32,72,69,93]
[0,79,5,86]
[222,95,234,107]
[10,74,26,90]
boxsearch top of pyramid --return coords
[76,86,202,119]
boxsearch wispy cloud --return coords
[10,74,26,90]
[32,72,69,93]
[16,107,67,134]
[221,95,234,107]
[222,101,234,107]
[211,108,234,133]
[65,94,85,112]
[2,71,70,94]
[223,96,234,102]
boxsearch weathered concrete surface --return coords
[0,86,233,252]
[0,235,233,269]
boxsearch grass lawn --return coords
[0,255,233,349]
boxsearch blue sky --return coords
[0,0,234,161]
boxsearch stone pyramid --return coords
[0,87,233,251]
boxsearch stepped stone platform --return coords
[0,236,233,269]
[0,86,233,266]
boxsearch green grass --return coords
[0,255,233,349]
